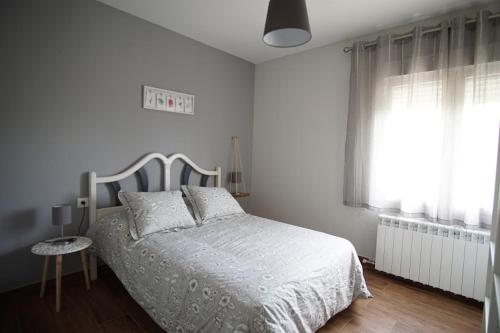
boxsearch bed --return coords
[86,153,371,333]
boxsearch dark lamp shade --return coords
[263,0,311,48]
[52,205,72,226]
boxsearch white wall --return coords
[250,4,500,259]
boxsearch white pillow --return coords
[181,186,245,224]
[118,191,196,240]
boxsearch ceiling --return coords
[97,0,495,64]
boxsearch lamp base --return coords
[48,237,77,246]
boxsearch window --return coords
[368,63,500,225]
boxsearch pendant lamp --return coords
[263,0,311,48]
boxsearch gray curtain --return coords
[344,11,500,227]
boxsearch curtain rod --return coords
[343,12,500,53]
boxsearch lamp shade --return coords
[263,0,311,48]
[52,205,72,226]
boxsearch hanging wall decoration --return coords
[142,85,194,115]
[228,136,250,198]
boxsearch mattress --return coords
[87,208,371,333]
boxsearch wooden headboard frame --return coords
[88,152,221,279]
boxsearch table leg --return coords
[80,249,91,290]
[55,255,62,312]
[40,256,49,298]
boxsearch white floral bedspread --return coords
[87,209,371,333]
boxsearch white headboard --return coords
[88,152,221,227]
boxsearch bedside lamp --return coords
[51,205,76,245]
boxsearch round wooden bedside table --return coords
[31,236,92,312]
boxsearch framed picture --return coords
[184,96,193,114]
[144,88,156,109]
[142,86,194,115]
[156,92,166,111]
[166,95,175,111]
[175,96,184,112]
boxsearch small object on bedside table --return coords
[31,236,92,312]
[50,205,76,245]
[228,136,250,198]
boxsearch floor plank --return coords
[0,266,483,333]
[102,315,144,333]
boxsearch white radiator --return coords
[375,214,490,301]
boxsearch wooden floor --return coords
[0,266,483,333]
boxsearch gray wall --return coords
[251,43,379,258]
[250,4,500,259]
[0,0,254,292]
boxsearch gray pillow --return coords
[183,197,196,220]
[118,191,196,240]
[181,186,245,224]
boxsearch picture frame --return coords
[184,96,193,114]
[166,95,175,111]
[144,88,156,109]
[156,92,166,111]
[142,86,194,115]
[175,96,184,112]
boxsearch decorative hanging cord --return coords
[229,136,248,197]
[343,12,500,53]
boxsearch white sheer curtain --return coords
[344,11,500,227]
